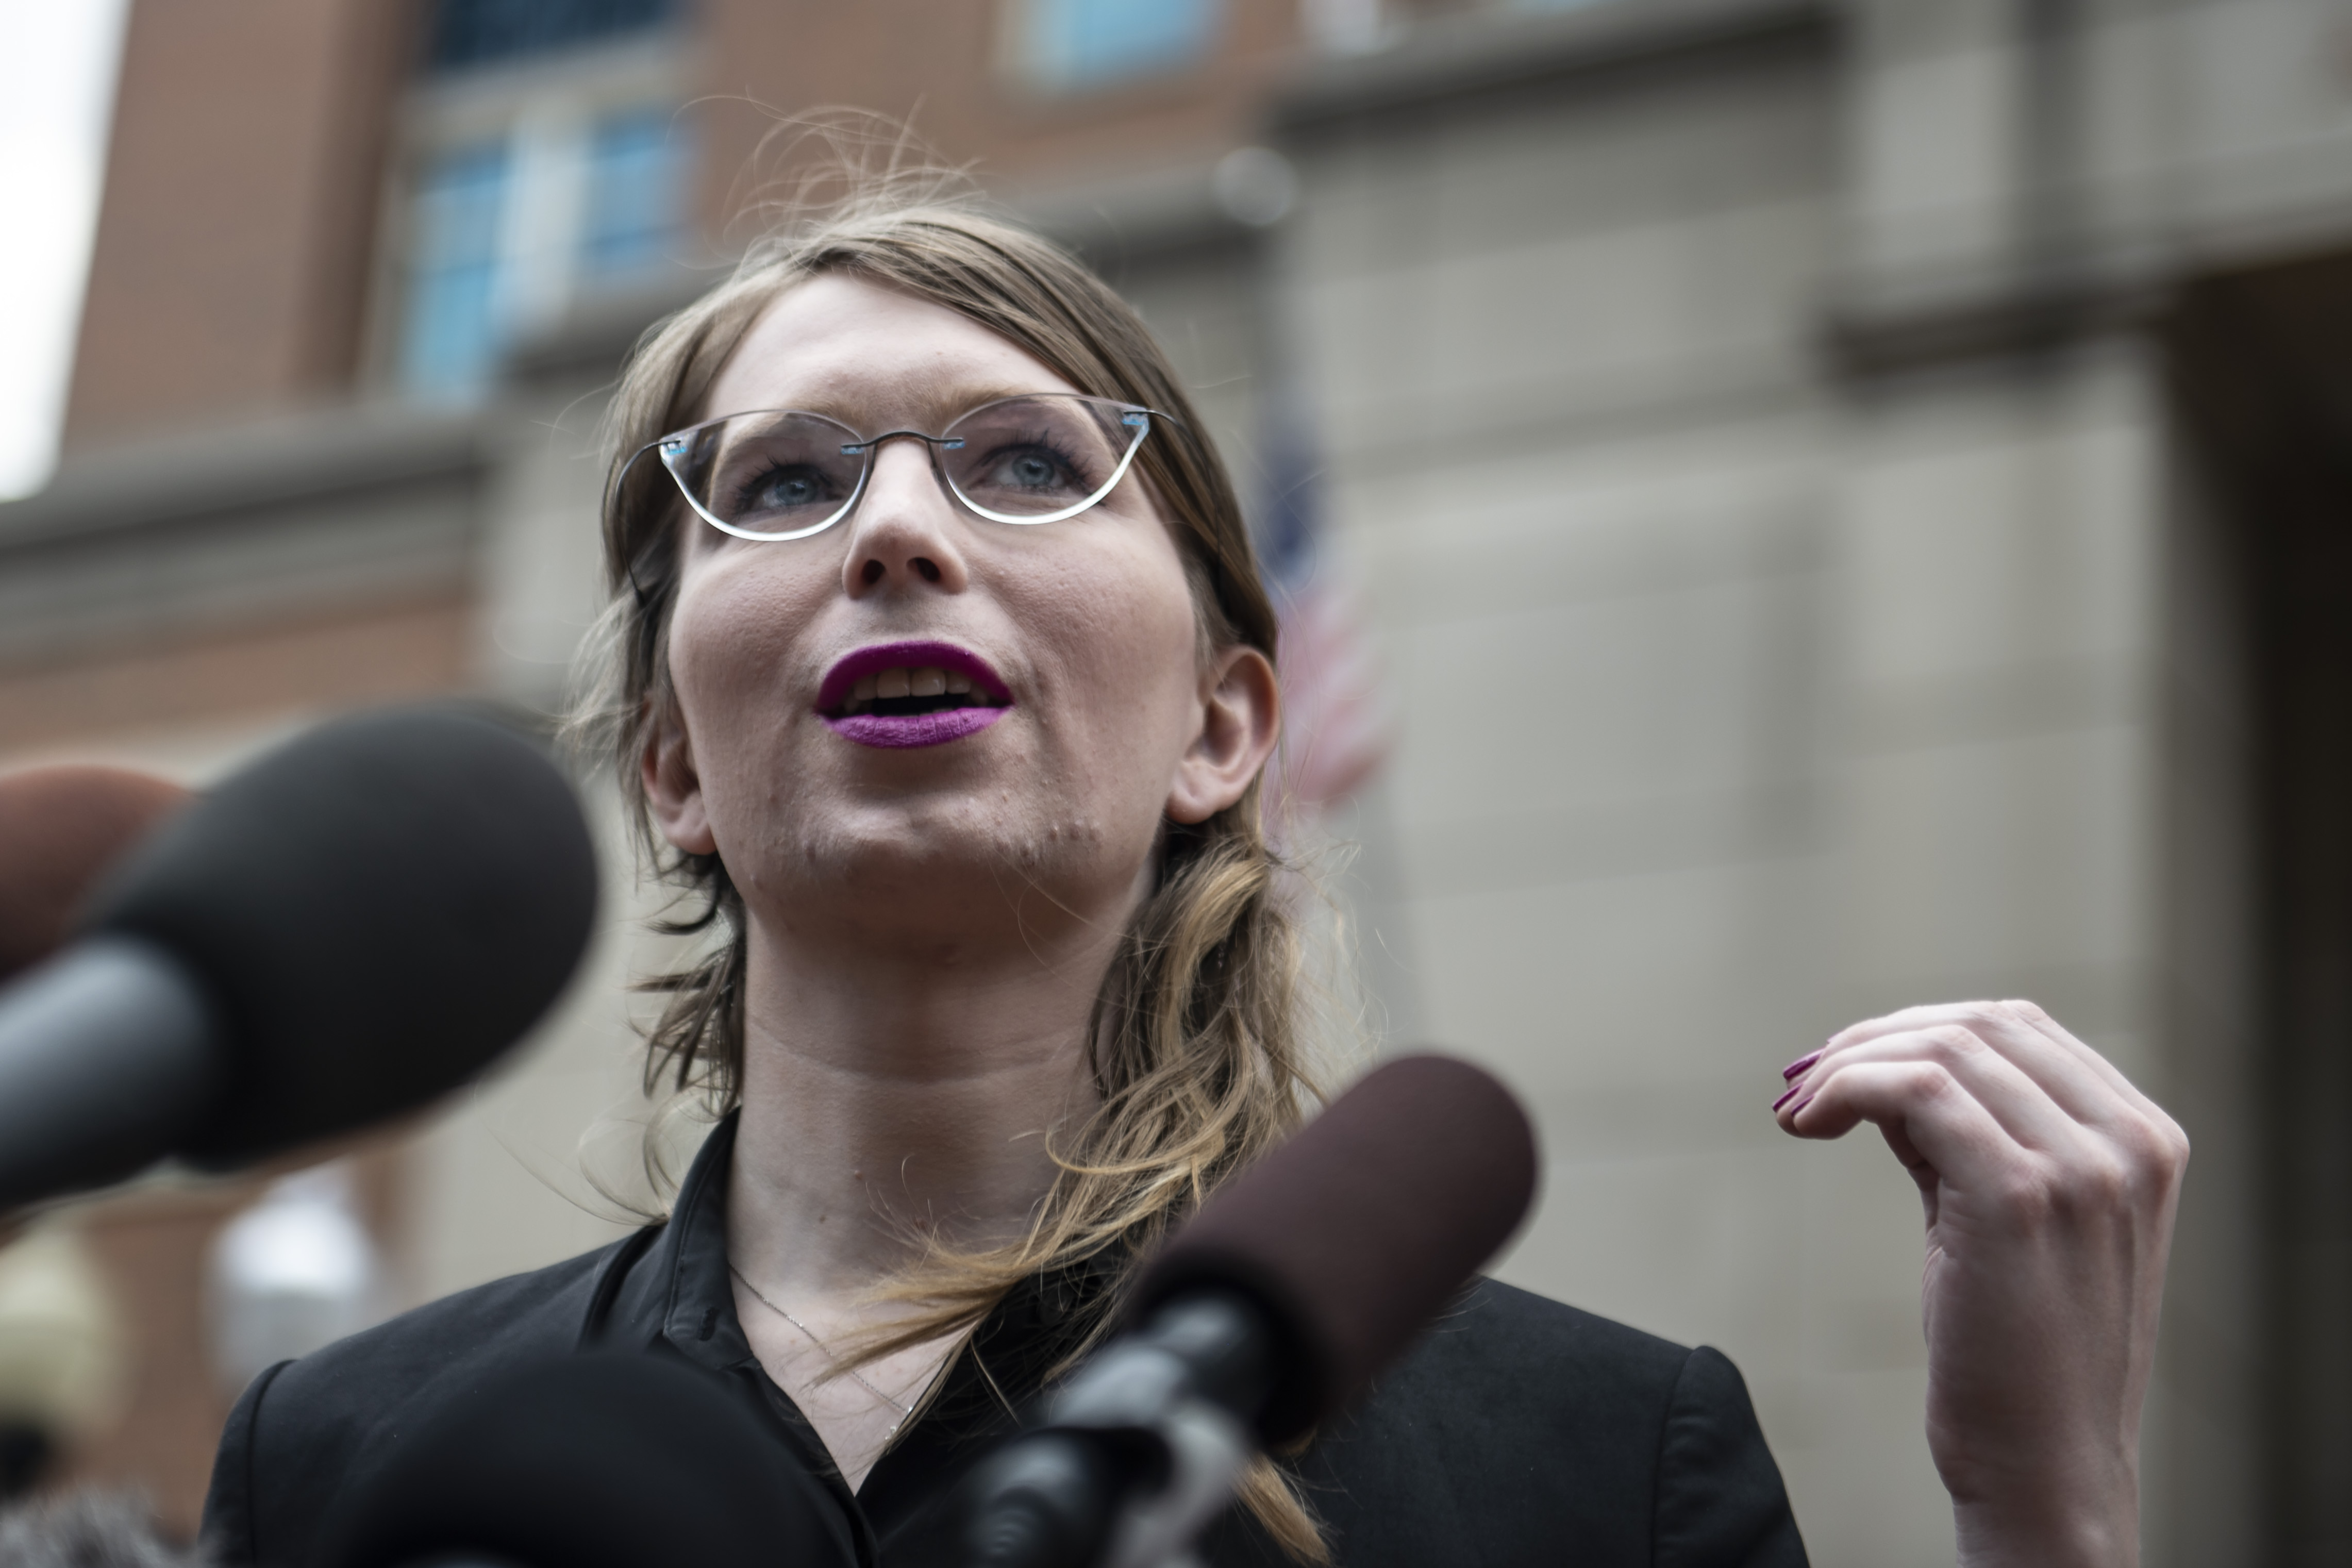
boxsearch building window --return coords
[1010,0,1222,93]
[426,0,676,74]
[396,108,688,398]
[579,107,681,280]
[400,141,513,395]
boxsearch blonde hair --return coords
[570,139,1329,1559]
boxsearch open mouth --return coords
[817,641,1014,749]
[832,664,1009,719]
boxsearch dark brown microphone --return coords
[1126,1052,1539,1444]
[956,1054,1539,1568]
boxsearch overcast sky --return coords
[0,0,131,499]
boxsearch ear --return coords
[1167,644,1281,826]
[641,704,718,856]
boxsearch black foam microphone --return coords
[0,706,598,1208]
[955,1055,1539,1568]
[320,1353,852,1568]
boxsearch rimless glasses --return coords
[627,393,1167,543]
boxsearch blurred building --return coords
[1,0,2348,1561]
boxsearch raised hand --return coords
[1774,1001,2189,1568]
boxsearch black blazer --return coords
[203,1116,1807,1567]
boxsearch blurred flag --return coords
[1256,401,1390,821]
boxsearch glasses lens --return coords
[940,396,1146,521]
[668,411,866,540]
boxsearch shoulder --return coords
[1275,1280,1805,1568]
[259,1238,632,1425]
[203,1233,654,1568]
[1316,1278,1699,1479]
[1411,1275,1697,1396]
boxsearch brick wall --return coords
[63,0,420,446]
[689,0,1298,239]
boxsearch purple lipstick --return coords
[817,640,1013,749]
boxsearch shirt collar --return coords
[583,1109,1126,1561]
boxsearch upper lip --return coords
[815,640,1014,712]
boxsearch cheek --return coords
[670,578,773,716]
[1021,536,1202,764]
[664,553,821,765]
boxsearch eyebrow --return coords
[709,377,1079,432]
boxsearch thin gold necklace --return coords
[728,1264,917,1429]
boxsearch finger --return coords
[1992,998,2175,1124]
[1995,1000,2193,1193]
[1821,1000,2155,1136]
[1779,1058,2028,1199]
[1784,1026,2090,1159]
[1889,999,2151,1116]
[1806,1020,2099,1152]
[1789,1011,2193,1233]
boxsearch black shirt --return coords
[203,1115,1807,1566]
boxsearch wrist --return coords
[1953,1491,2138,1568]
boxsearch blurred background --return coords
[1,0,2348,1562]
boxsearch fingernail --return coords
[1772,1081,1803,1112]
[1780,1049,1822,1081]
[1791,1087,1818,1115]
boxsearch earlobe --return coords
[642,709,718,856]
[1166,646,1281,826]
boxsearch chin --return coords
[773,795,1129,922]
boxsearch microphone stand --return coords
[959,1293,1270,1568]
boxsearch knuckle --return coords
[1910,1060,1962,1104]
[1988,1162,2059,1222]
[2029,1147,2137,1224]
[1922,1024,1982,1066]
[2072,1150,2133,1210]
[2115,1116,2166,1160]
[2130,1117,2193,1188]
[1952,1000,2006,1030]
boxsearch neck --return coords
[723,902,1122,1305]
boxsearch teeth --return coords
[839,663,999,713]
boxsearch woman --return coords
[201,184,2187,1568]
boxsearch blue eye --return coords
[1004,454,1061,489]
[746,467,831,512]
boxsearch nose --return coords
[841,435,970,597]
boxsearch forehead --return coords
[702,273,1085,426]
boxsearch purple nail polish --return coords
[1791,1087,1819,1115]
[1772,1081,1803,1112]
[1780,1049,1822,1081]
